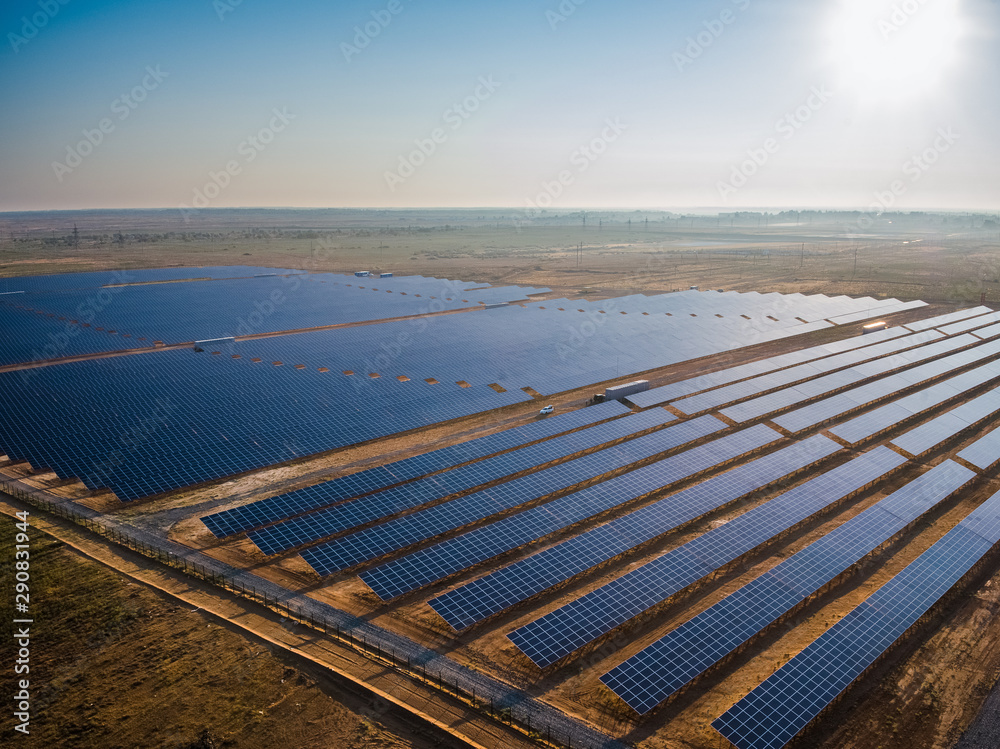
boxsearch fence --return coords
[0,478,625,749]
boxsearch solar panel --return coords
[601,460,974,714]
[717,331,951,424]
[672,328,953,417]
[957,425,1000,471]
[361,424,783,600]
[828,361,1000,445]
[826,299,927,325]
[904,306,993,332]
[773,337,1000,433]
[891,387,1000,456]
[0,266,306,294]
[507,446,906,668]
[628,325,914,410]
[0,346,531,501]
[973,322,1000,340]
[938,310,1000,336]
[430,434,841,631]
[5,273,548,357]
[712,485,1000,749]
[298,415,725,575]
[248,407,677,556]
[0,302,150,366]
[201,399,630,537]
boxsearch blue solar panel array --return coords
[0,302,150,367]
[0,266,306,294]
[957,426,1000,471]
[671,328,948,416]
[209,288,906,400]
[508,446,906,669]
[601,460,975,714]
[201,399,630,537]
[530,288,915,327]
[772,336,1000,433]
[4,269,906,388]
[298,415,726,575]
[361,424,784,600]
[248,408,676,556]
[626,325,911,409]
[430,434,842,631]
[721,332,983,424]
[1,273,551,364]
[0,347,531,500]
[891,386,1000,456]
[713,485,1000,749]
[0,268,943,503]
[828,359,1000,445]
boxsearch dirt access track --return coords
[0,489,547,749]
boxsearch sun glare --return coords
[826,0,966,101]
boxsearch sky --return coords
[0,0,997,212]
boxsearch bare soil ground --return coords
[0,523,434,749]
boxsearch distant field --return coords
[1,208,998,304]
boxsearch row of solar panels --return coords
[207,346,997,664]
[5,268,912,373]
[671,328,946,415]
[0,349,532,500]
[431,404,1000,675]
[206,313,984,538]
[713,480,1000,749]
[629,306,993,409]
[195,299,1000,747]
[0,266,307,294]
[360,423,784,600]
[496,334,1000,672]
[298,414,726,575]
[0,272,551,366]
[230,304,996,712]
[537,288,920,324]
[202,399,631,538]
[1,280,926,501]
[422,375,1000,634]
[204,308,999,573]
[602,458,977,712]
[248,407,679,557]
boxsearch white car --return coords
[539,405,554,415]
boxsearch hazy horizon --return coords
[2,0,998,213]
